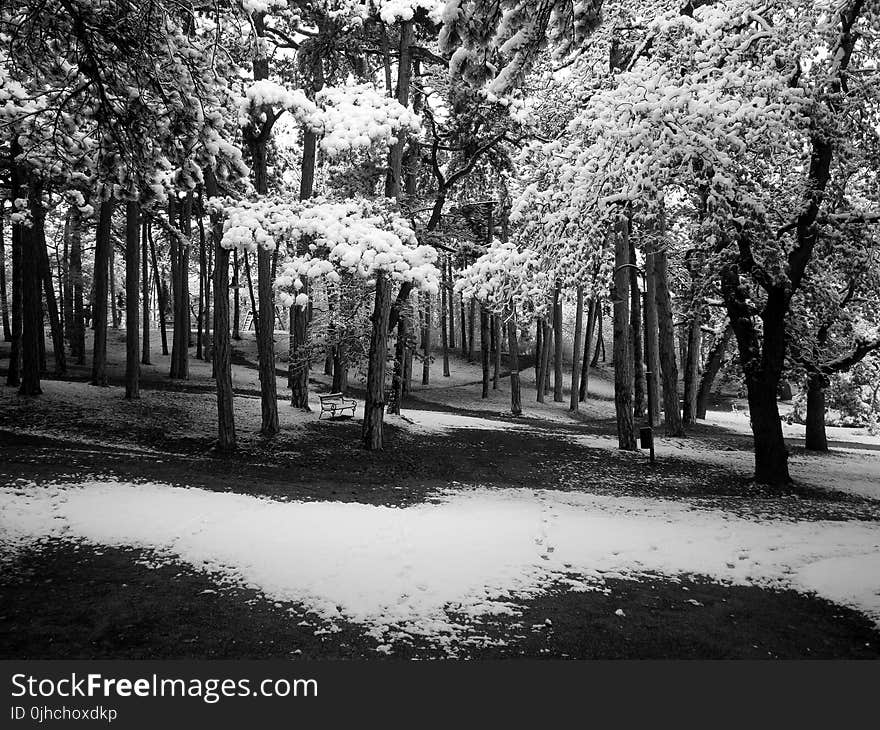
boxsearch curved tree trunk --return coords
[696,325,731,419]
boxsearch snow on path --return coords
[2,481,879,648]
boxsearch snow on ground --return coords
[2,481,879,651]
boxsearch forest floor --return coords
[1,329,879,659]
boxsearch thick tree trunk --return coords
[6,195,21,384]
[805,373,828,451]
[91,194,114,387]
[170,193,191,380]
[492,313,501,389]
[290,301,310,409]
[507,311,522,416]
[535,319,542,381]
[257,245,279,434]
[612,221,636,450]
[363,272,392,449]
[480,302,490,398]
[570,285,584,411]
[205,167,236,451]
[696,325,730,419]
[125,200,140,399]
[654,240,684,436]
[69,206,85,364]
[747,373,790,483]
[141,220,151,365]
[553,284,564,402]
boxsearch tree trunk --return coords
[257,245,279,434]
[61,212,73,342]
[654,238,684,436]
[148,225,168,356]
[696,325,730,419]
[205,167,236,451]
[6,193,21,385]
[591,306,604,367]
[747,372,790,483]
[492,313,501,389]
[20,178,45,395]
[290,300,310,409]
[537,319,552,403]
[467,298,475,361]
[390,317,407,415]
[570,285,584,411]
[459,292,467,356]
[804,373,828,451]
[507,310,522,416]
[682,304,702,424]
[480,302,490,398]
[196,209,205,360]
[579,297,598,401]
[0,207,10,341]
[170,193,191,379]
[232,250,241,340]
[363,272,392,449]
[332,334,349,394]
[535,319,542,382]
[422,292,431,385]
[69,206,85,364]
[643,239,661,425]
[36,198,66,376]
[612,221,636,450]
[553,284,564,402]
[125,200,140,399]
[629,238,644,419]
[109,241,119,330]
[141,220,151,365]
[441,257,450,377]
[91,193,114,386]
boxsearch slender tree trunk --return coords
[459,292,467,356]
[109,242,119,330]
[125,200,139,399]
[422,292,431,385]
[61,212,73,342]
[805,373,828,451]
[537,319,552,403]
[20,177,45,395]
[467,298,475,361]
[390,316,407,414]
[232,250,241,340]
[480,302,490,398]
[579,298,597,401]
[91,193,114,387]
[570,285,584,411]
[629,239,644,419]
[205,167,236,451]
[363,272,392,449]
[535,319,542,381]
[36,200,66,376]
[553,284,564,402]
[696,325,731,419]
[643,239,661,425]
[447,258,455,357]
[441,257,450,377]
[591,307,605,366]
[170,193,191,380]
[492,313,501,389]
[0,207,10,342]
[148,225,168,356]
[196,209,205,360]
[654,235,684,436]
[141,220,151,365]
[332,332,349,394]
[612,220,636,449]
[507,310,522,416]
[682,307,702,424]
[69,206,85,364]
[6,194,21,384]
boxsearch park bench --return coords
[318,392,357,420]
